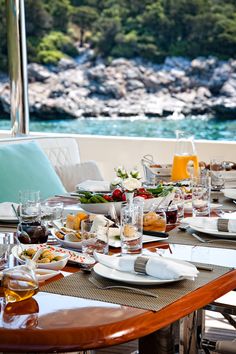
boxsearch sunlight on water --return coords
[0,116,236,141]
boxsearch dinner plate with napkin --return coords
[0,202,19,223]
[186,215,236,238]
[93,252,198,285]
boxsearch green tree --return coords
[71,6,98,46]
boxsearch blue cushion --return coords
[0,141,66,203]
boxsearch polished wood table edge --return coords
[0,268,235,352]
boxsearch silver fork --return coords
[88,276,158,298]
[191,233,236,244]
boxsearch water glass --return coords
[210,158,225,191]
[41,201,64,225]
[2,264,39,303]
[143,209,166,232]
[81,218,109,257]
[19,190,41,223]
[172,187,184,221]
[192,176,211,217]
[0,233,11,270]
[120,199,143,255]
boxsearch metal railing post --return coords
[6,0,29,136]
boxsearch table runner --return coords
[168,227,236,250]
[41,265,232,312]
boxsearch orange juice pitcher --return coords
[171,131,199,181]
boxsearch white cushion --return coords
[55,161,104,192]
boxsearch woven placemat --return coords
[168,227,236,250]
[41,265,231,312]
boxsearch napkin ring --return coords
[217,218,229,232]
[134,256,149,274]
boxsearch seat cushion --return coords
[0,141,66,203]
[55,161,104,192]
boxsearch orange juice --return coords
[171,154,199,181]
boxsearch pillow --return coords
[0,141,66,203]
[55,161,104,192]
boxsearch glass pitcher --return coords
[171,131,199,181]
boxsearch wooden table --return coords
[0,239,236,354]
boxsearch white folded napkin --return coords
[187,215,236,233]
[0,202,19,219]
[76,180,110,192]
[94,253,198,280]
[91,215,120,237]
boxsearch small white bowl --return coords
[11,245,69,271]
[51,228,82,250]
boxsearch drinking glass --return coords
[143,209,166,232]
[41,201,64,225]
[18,190,48,244]
[2,264,39,303]
[0,233,11,270]
[192,176,211,217]
[19,190,41,223]
[164,204,178,224]
[172,187,184,221]
[81,218,109,257]
[210,158,225,191]
[120,199,143,255]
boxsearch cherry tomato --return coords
[137,194,148,199]
[137,188,147,194]
[103,195,113,202]
[112,189,123,201]
[122,193,126,201]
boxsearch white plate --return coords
[93,259,193,285]
[223,188,236,200]
[0,216,18,223]
[109,234,167,248]
[188,222,236,239]
[35,269,60,282]
[184,202,222,213]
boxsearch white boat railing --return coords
[0,130,235,180]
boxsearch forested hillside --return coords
[1,0,236,71]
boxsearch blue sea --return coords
[0,115,236,141]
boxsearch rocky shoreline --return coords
[1,51,236,120]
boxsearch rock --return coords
[212,98,236,119]
[126,79,145,91]
[58,58,78,71]
[28,63,51,82]
[190,56,218,75]
[1,55,236,121]
[164,56,191,71]
[220,78,236,97]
